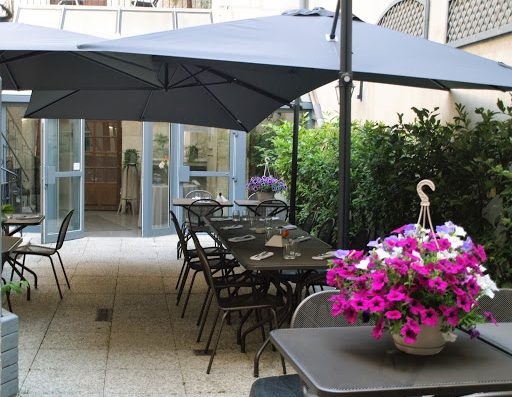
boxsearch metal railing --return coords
[15,0,210,7]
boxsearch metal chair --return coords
[171,211,235,319]
[348,228,370,251]
[12,210,74,299]
[189,230,285,374]
[185,190,212,199]
[254,199,288,221]
[298,211,316,233]
[477,288,512,322]
[250,290,367,396]
[316,218,335,247]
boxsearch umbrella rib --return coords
[429,79,450,91]
[207,68,292,106]
[0,51,48,64]
[0,55,20,90]
[70,52,163,89]
[24,90,80,118]
[180,64,249,132]
[140,91,153,120]
[165,67,210,90]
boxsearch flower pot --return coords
[256,191,274,201]
[392,325,445,355]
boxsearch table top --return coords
[2,236,23,254]
[208,219,331,271]
[3,214,44,226]
[477,322,512,355]
[172,198,233,207]
[271,327,512,397]
[234,200,260,207]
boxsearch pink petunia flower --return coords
[368,296,385,312]
[400,323,419,344]
[343,306,358,324]
[386,287,408,302]
[405,317,421,334]
[484,311,497,325]
[384,310,402,320]
[456,294,473,313]
[371,318,385,339]
[409,300,425,316]
[420,307,439,327]
[428,277,448,294]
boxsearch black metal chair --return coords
[254,199,288,221]
[189,230,285,374]
[171,211,235,319]
[298,211,316,233]
[316,218,335,247]
[12,210,74,299]
[477,288,512,322]
[250,290,370,396]
[348,228,370,251]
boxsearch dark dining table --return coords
[2,214,45,236]
[270,326,512,397]
[172,198,233,208]
[477,322,512,355]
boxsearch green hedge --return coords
[253,99,512,286]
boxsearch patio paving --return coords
[3,235,286,396]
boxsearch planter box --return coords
[1,310,19,397]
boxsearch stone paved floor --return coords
[3,235,285,396]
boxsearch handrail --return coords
[1,131,30,182]
[5,107,34,156]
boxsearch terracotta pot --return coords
[256,191,274,201]
[392,325,446,355]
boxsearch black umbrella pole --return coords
[338,0,352,248]
[289,98,300,225]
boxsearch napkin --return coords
[312,251,337,260]
[294,235,311,243]
[228,235,256,243]
[282,224,297,230]
[221,224,244,230]
[250,251,274,261]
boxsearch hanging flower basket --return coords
[327,180,498,355]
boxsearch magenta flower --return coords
[440,305,459,327]
[456,294,473,313]
[484,311,497,325]
[386,287,407,302]
[409,299,425,315]
[405,317,421,334]
[400,323,419,344]
[420,307,439,327]
[368,296,385,313]
[422,241,439,252]
[396,237,418,252]
[343,307,358,324]
[437,238,452,251]
[473,243,487,262]
[371,318,385,340]
[385,310,402,320]
[428,277,448,294]
[350,298,368,312]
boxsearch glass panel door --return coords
[141,122,172,237]
[42,119,84,243]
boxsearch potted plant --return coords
[327,221,498,355]
[246,175,287,201]
[123,149,139,166]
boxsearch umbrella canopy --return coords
[0,22,162,90]
[24,10,512,128]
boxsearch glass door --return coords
[141,122,172,237]
[42,119,84,243]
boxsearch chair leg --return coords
[48,256,63,299]
[2,277,13,312]
[253,308,281,378]
[176,262,191,305]
[56,252,70,289]
[197,291,213,343]
[175,259,186,290]
[196,287,210,326]
[207,311,229,374]
[204,309,220,354]
[180,270,199,318]
[14,254,38,289]
[7,258,30,301]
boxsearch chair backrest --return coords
[316,218,335,247]
[185,190,212,199]
[187,199,222,229]
[299,211,316,233]
[477,288,512,322]
[189,230,222,302]
[248,192,257,200]
[170,211,193,261]
[255,199,288,221]
[291,290,373,328]
[348,229,370,251]
[56,210,74,250]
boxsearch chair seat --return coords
[249,375,302,397]
[14,244,56,256]
[217,291,284,311]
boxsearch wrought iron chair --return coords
[250,290,371,396]
[298,211,316,233]
[12,210,74,299]
[171,211,235,319]
[254,199,288,221]
[477,288,512,322]
[316,218,335,247]
[189,230,286,374]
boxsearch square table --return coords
[2,214,45,236]
[477,322,512,355]
[270,326,512,397]
[172,198,233,208]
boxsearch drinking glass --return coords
[291,238,301,257]
[283,239,296,260]
[233,209,240,222]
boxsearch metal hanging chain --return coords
[416,179,439,247]
[263,157,271,177]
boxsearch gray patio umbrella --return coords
[0,22,161,90]
[22,8,512,243]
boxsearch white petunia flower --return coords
[476,274,499,298]
[375,248,390,260]
[442,332,458,343]
[447,235,463,249]
[355,258,370,270]
[454,226,467,237]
